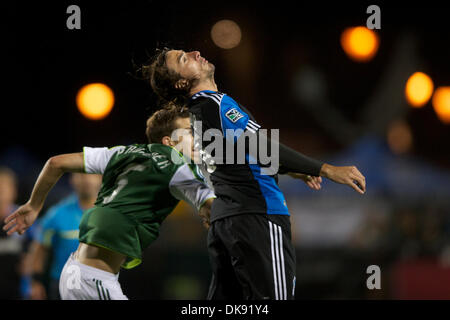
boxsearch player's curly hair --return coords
[140,48,191,106]
[145,102,190,144]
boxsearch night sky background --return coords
[2,1,450,166]
[2,0,450,301]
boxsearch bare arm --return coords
[258,132,366,194]
[319,163,366,194]
[2,153,84,235]
[287,172,323,191]
[285,164,366,194]
[28,153,85,211]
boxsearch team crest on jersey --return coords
[225,108,244,123]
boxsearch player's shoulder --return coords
[146,143,172,157]
[147,144,190,171]
[189,90,227,111]
[105,144,152,163]
[113,144,147,155]
[110,143,171,163]
[191,91,242,113]
[191,90,225,104]
[84,145,126,156]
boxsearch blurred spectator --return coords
[0,167,22,299]
[27,173,102,300]
[349,205,390,251]
[386,205,447,261]
[19,223,40,299]
[420,206,446,257]
[388,207,422,260]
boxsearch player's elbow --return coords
[47,155,65,170]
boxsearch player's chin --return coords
[207,62,215,72]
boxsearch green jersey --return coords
[80,143,215,269]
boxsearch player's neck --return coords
[190,77,218,96]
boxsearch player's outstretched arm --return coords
[256,131,365,194]
[2,153,84,236]
[287,172,322,191]
[319,163,366,194]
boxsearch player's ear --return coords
[175,79,189,91]
[161,136,173,146]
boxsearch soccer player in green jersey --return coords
[3,105,215,300]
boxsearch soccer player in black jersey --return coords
[144,48,366,300]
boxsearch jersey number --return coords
[102,164,146,204]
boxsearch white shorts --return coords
[59,253,128,300]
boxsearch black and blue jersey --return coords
[188,90,290,222]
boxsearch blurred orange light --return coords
[76,83,114,120]
[405,72,434,108]
[340,26,379,62]
[387,120,413,155]
[432,87,450,124]
[211,20,242,49]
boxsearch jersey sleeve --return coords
[220,95,260,133]
[83,146,125,174]
[168,164,216,211]
[192,93,261,141]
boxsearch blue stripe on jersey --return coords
[247,154,290,215]
[219,95,249,138]
[192,91,259,140]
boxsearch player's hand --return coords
[199,198,213,230]
[200,216,210,230]
[199,210,211,229]
[287,172,322,190]
[320,164,366,194]
[2,202,41,236]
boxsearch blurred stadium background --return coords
[1,1,450,299]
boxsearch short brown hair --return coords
[141,48,192,105]
[145,103,190,144]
